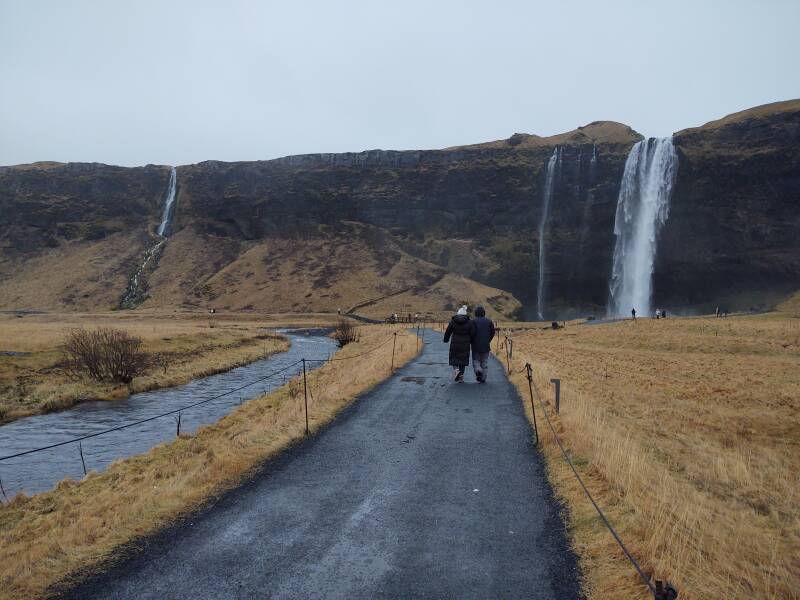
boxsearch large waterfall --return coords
[608,138,678,317]
[536,147,561,320]
[156,166,177,237]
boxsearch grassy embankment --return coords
[0,311,343,424]
[0,323,419,599]
[499,309,799,600]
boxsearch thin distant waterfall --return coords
[608,138,678,317]
[120,167,177,308]
[157,167,177,237]
[536,147,561,320]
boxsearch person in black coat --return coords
[443,305,472,382]
[470,306,495,383]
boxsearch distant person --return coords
[655,309,661,319]
[444,305,472,382]
[715,306,720,317]
[631,308,637,321]
[470,306,495,383]
[662,308,667,318]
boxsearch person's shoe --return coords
[455,371,464,382]
[453,369,461,382]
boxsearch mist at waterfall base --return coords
[608,138,678,318]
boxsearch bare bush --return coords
[151,352,175,375]
[333,319,360,348]
[63,327,148,384]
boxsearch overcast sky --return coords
[1,0,798,167]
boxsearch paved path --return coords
[63,331,582,599]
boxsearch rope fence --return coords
[0,328,418,497]
[501,335,679,600]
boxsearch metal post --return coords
[525,363,539,445]
[550,378,561,413]
[175,412,182,436]
[302,358,309,435]
[391,332,397,372]
[79,442,87,475]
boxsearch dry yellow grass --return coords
[0,324,419,599]
[499,312,800,600]
[0,311,322,424]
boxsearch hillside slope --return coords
[1,100,798,317]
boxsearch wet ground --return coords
[62,330,582,599]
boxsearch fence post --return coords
[302,358,309,436]
[550,378,561,413]
[525,363,539,445]
[79,442,87,475]
[0,473,7,502]
[504,336,512,374]
[391,332,398,372]
[175,412,182,437]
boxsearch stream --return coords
[0,330,338,497]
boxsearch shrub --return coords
[64,327,148,384]
[333,319,360,348]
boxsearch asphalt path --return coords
[62,330,582,599]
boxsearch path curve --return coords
[61,331,582,599]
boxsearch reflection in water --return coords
[0,332,337,497]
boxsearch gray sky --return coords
[2,0,798,167]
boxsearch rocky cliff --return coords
[1,101,798,317]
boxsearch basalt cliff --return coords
[1,100,798,319]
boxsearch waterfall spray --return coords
[536,147,561,320]
[608,138,678,317]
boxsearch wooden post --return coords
[302,359,309,435]
[550,378,561,413]
[79,442,87,475]
[391,332,397,372]
[525,363,539,445]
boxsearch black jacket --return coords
[470,315,495,353]
[443,314,472,367]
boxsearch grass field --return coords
[0,311,344,424]
[0,322,419,599]
[499,310,800,599]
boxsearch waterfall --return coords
[120,167,177,309]
[536,147,561,320]
[608,138,678,318]
[156,166,177,237]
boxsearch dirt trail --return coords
[62,331,582,599]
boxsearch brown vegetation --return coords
[499,311,800,600]
[63,327,148,384]
[0,311,312,424]
[0,324,419,599]
[333,319,360,347]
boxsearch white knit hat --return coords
[457,305,468,316]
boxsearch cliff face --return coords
[176,122,641,317]
[662,100,800,311]
[0,162,169,255]
[0,101,798,317]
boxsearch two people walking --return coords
[443,305,496,383]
